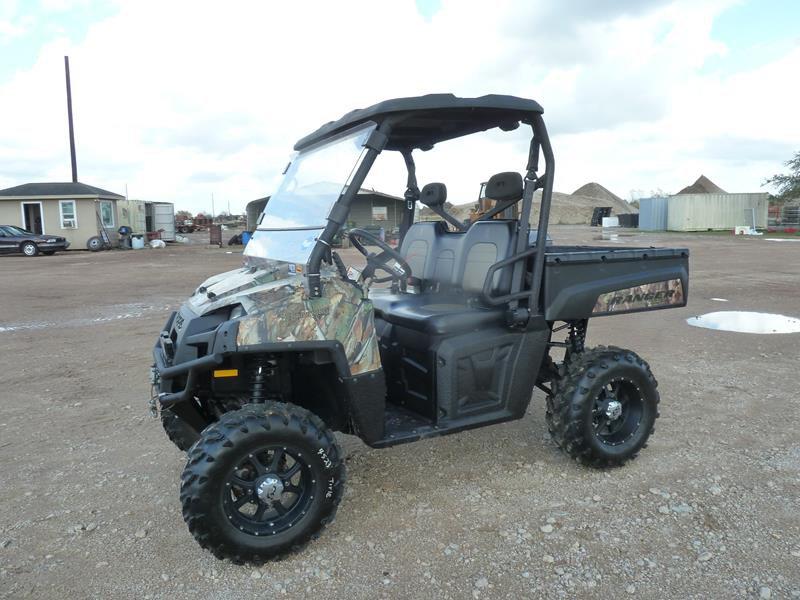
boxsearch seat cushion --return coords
[371,291,505,335]
[387,303,505,335]
[371,290,432,317]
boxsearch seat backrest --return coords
[400,219,515,295]
[399,221,445,285]
[456,220,515,294]
[399,220,466,291]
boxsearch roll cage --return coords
[301,94,555,324]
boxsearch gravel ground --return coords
[0,226,798,599]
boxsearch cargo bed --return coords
[542,245,689,321]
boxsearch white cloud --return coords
[0,0,797,214]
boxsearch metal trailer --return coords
[117,199,147,234]
[145,202,176,241]
[667,193,769,231]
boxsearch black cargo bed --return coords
[542,245,689,321]
[545,245,687,264]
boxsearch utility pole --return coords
[211,192,215,222]
[64,56,78,183]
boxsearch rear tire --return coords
[21,241,38,256]
[180,402,345,563]
[546,346,659,468]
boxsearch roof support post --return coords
[400,150,419,240]
[528,114,555,316]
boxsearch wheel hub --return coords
[255,475,284,502]
[605,399,623,421]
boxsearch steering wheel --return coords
[347,228,412,291]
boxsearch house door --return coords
[22,202,43,234]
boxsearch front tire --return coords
[546,346,659,468]
[180,402,345,563]
[161,408,200,452]
[21,242,39,256]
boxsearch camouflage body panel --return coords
[593,278,684,314]
[187,261,290,315]
[185,261,380,376]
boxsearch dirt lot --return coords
[1,227,798,599]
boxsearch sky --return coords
[0,0,798,215]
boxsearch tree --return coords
[764,151,800,202]
[175,210,193,222]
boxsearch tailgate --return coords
[543,246,689,321]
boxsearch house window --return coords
[59,200,78,229]
[371,206,388,221]
[99,201,114,228]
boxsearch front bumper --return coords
[151,309,239,412]
[152,311,223,410]
[38,241,70,251]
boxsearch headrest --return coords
[485,172,523,203]
[420,182,447,207]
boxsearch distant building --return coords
[245,189,406,232]
[0,181,123,249]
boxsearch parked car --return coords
[0,225,70,256]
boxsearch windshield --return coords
[260,121,375,229]
[1,226,31,236]
[245,121,376,264]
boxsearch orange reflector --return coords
[213,369,239,378]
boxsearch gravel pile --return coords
[677,175,727,195]
[433,182,637,226]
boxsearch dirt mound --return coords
[531,190,635,225]
[422,181,636,227]
[435,192,636,227]
[677,175,726,195]
[572,182,625,204]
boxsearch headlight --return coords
[46,239,57,243]
[229,304,247,320]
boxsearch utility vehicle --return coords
[150,94,689,563]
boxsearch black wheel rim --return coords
[222,446,314,536]
[591,378,644,446]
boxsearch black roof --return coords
[295,94,543,152]
[0,181,124,199]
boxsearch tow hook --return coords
[149,366,160,418]
[148,397,158,418]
